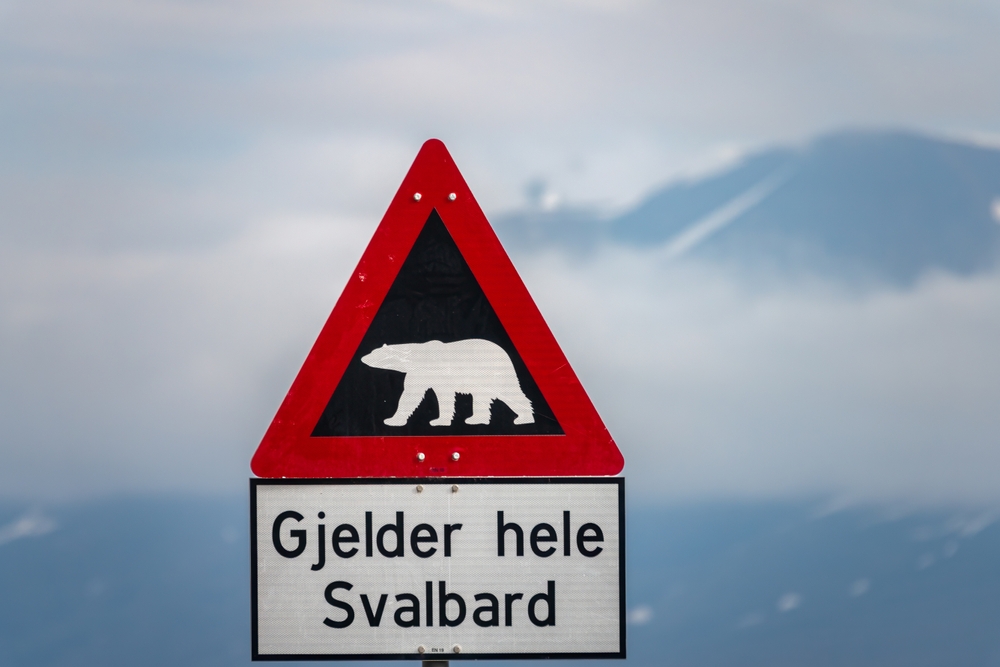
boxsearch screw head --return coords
[448,192,457,201]
[413,192,422,201]
[453,645,462,654]
[451,452,460,461]
[416,452,425,462]
[416,485,424,493]
[417,645,425,654]
[451,484,459,493]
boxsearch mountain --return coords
[2,497,998,667]
[495,131,1000,285]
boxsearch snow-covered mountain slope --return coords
[496,131,1000,285]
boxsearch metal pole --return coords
[423,662,449,667]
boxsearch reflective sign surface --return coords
[251,478,625,660]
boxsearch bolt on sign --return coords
[250,140,626,661]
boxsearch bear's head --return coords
[361,343,411,372]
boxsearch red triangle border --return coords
[251,139,624,478]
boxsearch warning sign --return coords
[250,139,623,478]
[312,210,562,437]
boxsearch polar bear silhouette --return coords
[360,339,535,427]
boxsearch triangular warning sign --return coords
[312,210,564,438]
[251,139,624,478]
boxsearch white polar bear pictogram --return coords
[360,339,535,427]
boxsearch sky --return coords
[2,0,1000,504]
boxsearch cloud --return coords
[0,215,372,499]
[627,605,653,625]
[776,593,801,612]
[3,0,1000,215]
[737,612,765,629]
[849,579,870,597]
[0,130,416,252]
[519,248,1000,507]
[0,511,57,546]
[3,212,1000,505]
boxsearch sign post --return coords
[250,140,626,661]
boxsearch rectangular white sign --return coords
[251,478,625,660]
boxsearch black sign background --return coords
[312,210,562,437]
